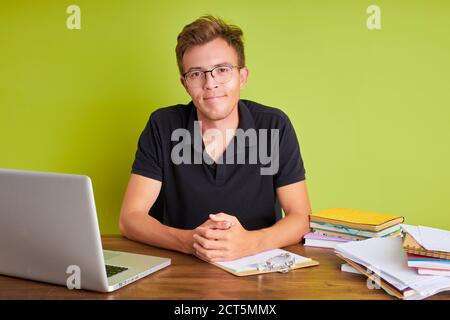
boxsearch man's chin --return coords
[198,104,234,121]
[202,112,230,121]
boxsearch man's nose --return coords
[203,71,218,90]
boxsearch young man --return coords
[119,16,311,262]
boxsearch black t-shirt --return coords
[131,99,306,230]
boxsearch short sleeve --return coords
[273,116,306,188]
[131,114,163,181]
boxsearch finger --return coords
[211,220,232,229]
[193,245,211,262]
[209,212,232,220]
[195,227,229,240]
[193,234,227,250]
[193,243,227,262]
[202,219,231,230]
[193,242,212,261]
[209,213,234,226]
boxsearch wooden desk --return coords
[1,235,449,300]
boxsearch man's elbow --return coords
[119,214,130,238]
[292,215,310,243]
[297,226,310,243]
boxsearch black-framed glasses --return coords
[183,64,240,87]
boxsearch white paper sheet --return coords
[215,248,311,273]
[335,237,450,297]
[401,224,421,240]
[401,224,450,253]
[336,239,409,290]
[341,263,362,275]
[418,226,450,253]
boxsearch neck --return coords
[196,103,240,162]
[197,103,239,134]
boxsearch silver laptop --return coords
[0,168,170,292]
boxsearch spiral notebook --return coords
[402,230,450,260]
[213,248,319,276]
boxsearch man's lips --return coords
[204,95,226,101]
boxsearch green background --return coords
[1,0,449,234]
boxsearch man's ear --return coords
[239,67,249,89]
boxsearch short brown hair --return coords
[176,15,245,75]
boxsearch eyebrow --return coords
[186,62,231,73]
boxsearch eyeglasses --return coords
[183,64,240,88]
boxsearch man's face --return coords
[180,37,249,121]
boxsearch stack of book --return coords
[304,208,404,249]
[402,225,450,276]
[335,237,450,300]
[303,232,351,249]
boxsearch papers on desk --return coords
[341,263,362,275]
[213,248,319,276]
[401,224,450,253]
[401,224,450,276]
[335,237,450,300]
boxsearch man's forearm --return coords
[253,213,310,253]
[120,212,193,254]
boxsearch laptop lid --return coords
[0,169,109,292]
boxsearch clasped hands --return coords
[190,212,260,262]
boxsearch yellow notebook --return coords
[310,208,404,232]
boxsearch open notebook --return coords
[213,248,319,276]
[401,225,450,259]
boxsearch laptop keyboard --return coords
[106,264,128,278]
